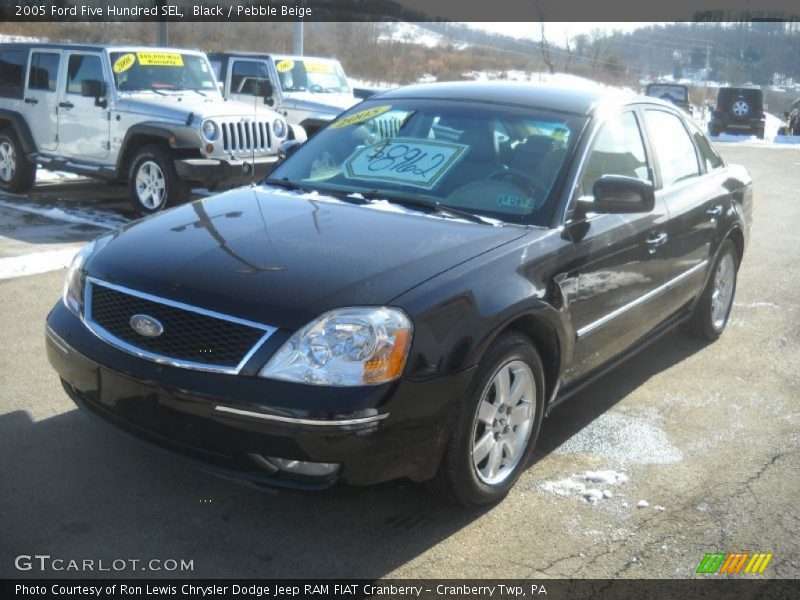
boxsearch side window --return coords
[231,60,270,95]
[687,120,724,171]
[579,111,649,197]
[644,110,701,187]
[66,54,103,95]
[209,60,222,82]
[28,53,60,92]
[0,50,26,98]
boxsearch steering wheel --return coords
[487,166,549,198]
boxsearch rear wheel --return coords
[128,144,189,215]
[429,333,545,506]
[0,129,36,193]
[682,239,739,341]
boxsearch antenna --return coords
[251,69,257,188]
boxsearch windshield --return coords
[268,99,585,225]
[110,51,218,93]
[273,57,350,94]
[646,84,688,103]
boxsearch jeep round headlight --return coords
[201,119,219,141]
[259,307,412,386]
[272,118,286,139]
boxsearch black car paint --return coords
[46,84,752,489]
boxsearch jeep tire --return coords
[128,144,189,215]
[0,128,37,193]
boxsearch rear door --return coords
[562,109,671,382]
[640,108,718,315]
[57,51,109,160]
[24,50,61,152]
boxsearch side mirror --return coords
[278,140,302,161]
[262,80,275,106]
[81,79,107,108]
[576,175,655,216]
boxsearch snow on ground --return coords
[540,470,630,505]
[0,246,81,280]
[0,199,126,231]
[36,169,81,183]
[378,22,468,50]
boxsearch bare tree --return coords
[536,1,555,75]
[589,28,606,71]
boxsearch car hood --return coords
[282,91,359,116]
[87,186,530,329]
[117,92,280,122]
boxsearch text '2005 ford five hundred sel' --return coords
[46,82,752,506]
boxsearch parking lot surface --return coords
[1,144,798,579]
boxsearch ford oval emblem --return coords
[130,314,163,338]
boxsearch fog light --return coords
[243,162,252,175]
[269,457,339,477]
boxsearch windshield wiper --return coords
[262,178,314,193]
[359,191,491,225]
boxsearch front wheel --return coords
[429,333,545,506]
[682,239,739,341]
[0,129,37,193]
[128,144,189,215]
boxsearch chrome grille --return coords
[84,278,275,374]
[221,120,272,155]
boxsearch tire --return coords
[682,239,739,342]
[429,332,545,506]
[708,124,721,137]
[755,127,765,140]
[128,144,189,215]
[0,128,37,193]
[730,97,750,120]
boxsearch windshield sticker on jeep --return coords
[343,138,468,190]
[303,60,335,73]
[136,52,184,67]
[112,53,136,74]
[331,105,393,129]
[276,60,295,73]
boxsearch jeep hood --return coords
[116,92,281,123]
[282,91,359,117]
[87,185,530,330]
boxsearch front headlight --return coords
[62,241,96,317]
[201,119,219,141]
[259,307,412,386]
[272,118,286,139]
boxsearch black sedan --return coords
[46,82,752,506]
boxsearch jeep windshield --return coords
[646,84,688,103]
[273,57,350,94]
[110,51,218,93]
[268,98,585,226]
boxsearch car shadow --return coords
[0,329,707,579]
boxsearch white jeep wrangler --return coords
[0,43,291,214]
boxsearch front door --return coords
[57,52,109,160]
[561,109,671,383]
[24,51,61,152]
[227,59,273,107]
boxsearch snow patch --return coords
[585,470,630,485]
[637,500,650,508]
[0,247,81,280]
[0,200,125,231]
[539,470,628,505]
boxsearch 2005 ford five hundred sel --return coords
[46,82,752,505]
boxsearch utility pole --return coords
[294,22,303,55]
[157,20,168,46]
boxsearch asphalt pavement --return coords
[0,144,798,579]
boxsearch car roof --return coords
[0,42,204,55]
[209,52,339,62]
[371,81,660,116]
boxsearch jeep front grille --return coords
[84,278,276,374]
[221,120,272,155]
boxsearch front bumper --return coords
[45,303,473,489]
[175,156,278,188]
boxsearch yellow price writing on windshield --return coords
[137,52,184,67]
[331,105,393,129]
[276,60,295,73]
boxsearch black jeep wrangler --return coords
[708,87,765,139]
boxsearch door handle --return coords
[24,97,38,105]
[58,101,74,109]
[645,232,668,254]
[706,205,723,220]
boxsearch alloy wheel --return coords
[0,141,16,182]
[732,100,749,117]
[711,253,736,330]
[135,160,166,210]
[471,360,536,485]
